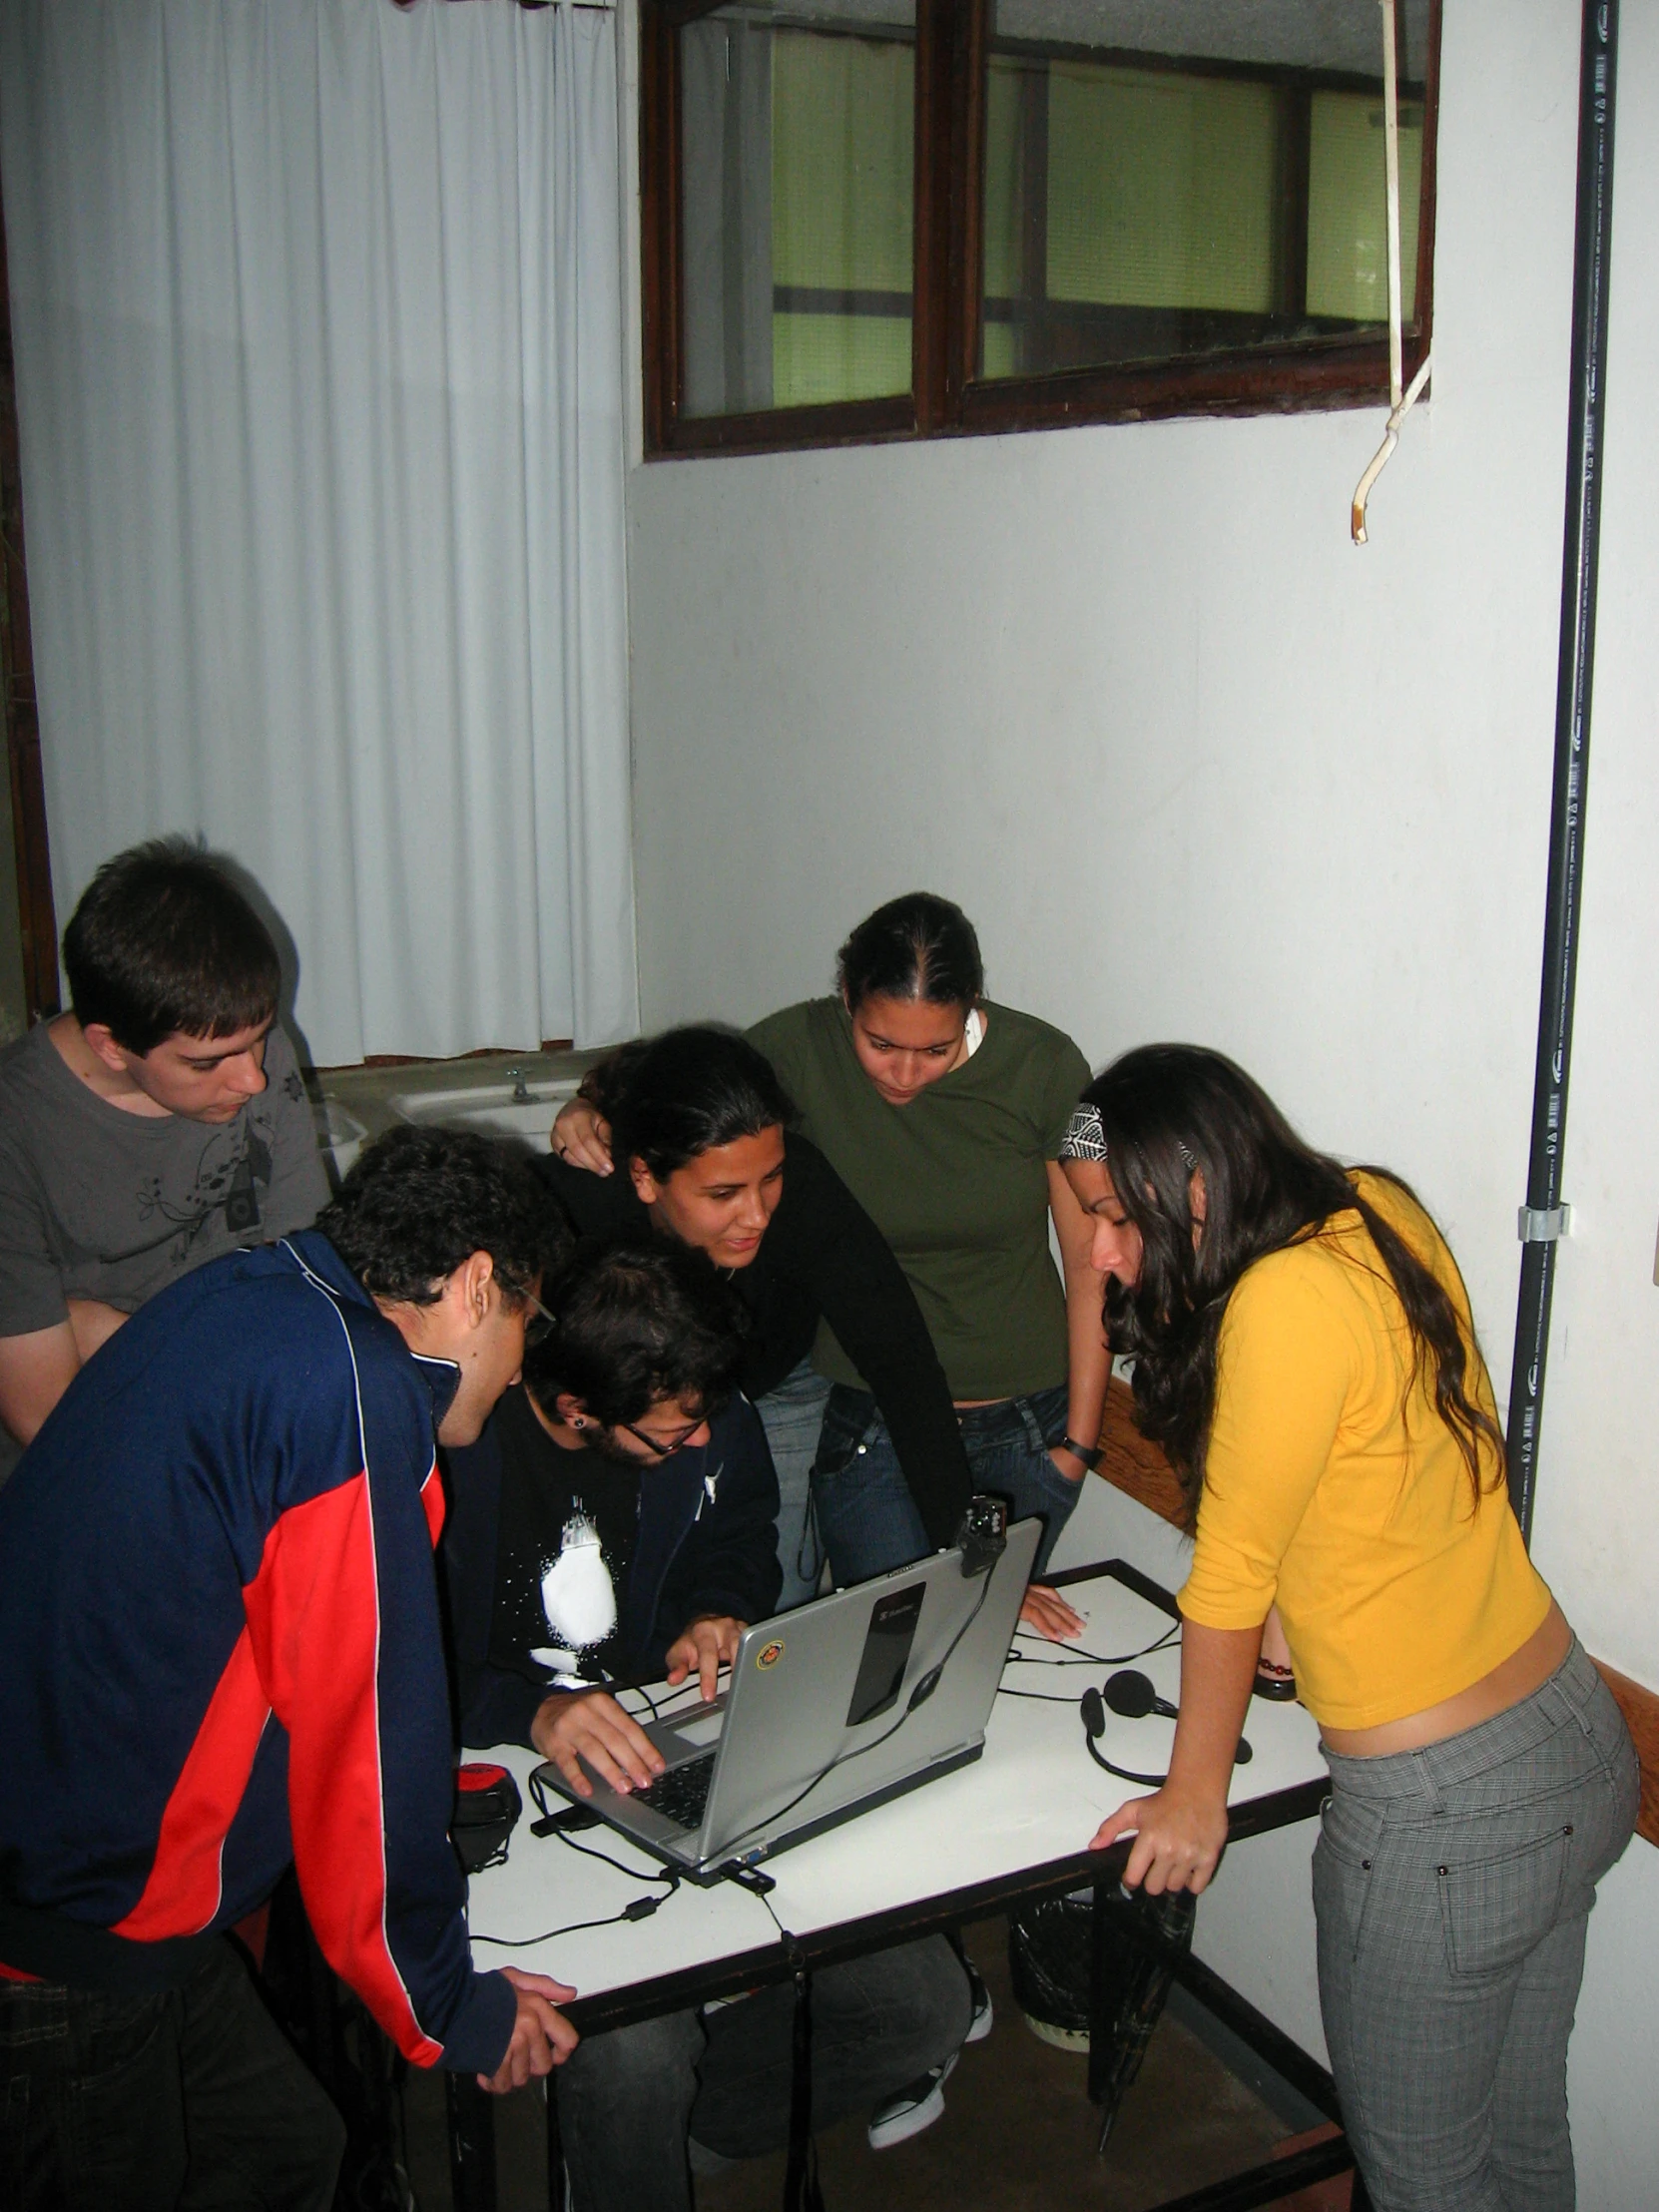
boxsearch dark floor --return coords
[401,1920,1347,2212]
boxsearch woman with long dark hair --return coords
[1060,1044,1636,2212]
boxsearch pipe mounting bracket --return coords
[1518,1205,1572,1244]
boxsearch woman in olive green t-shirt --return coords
[746,892,1107,1592]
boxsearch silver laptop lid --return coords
[552,1516,1041,1870]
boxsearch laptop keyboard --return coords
[633,1751,717,1831]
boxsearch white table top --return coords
[463,1560,1328,2027]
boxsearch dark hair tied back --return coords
[585,1027,793,1180]
[835,892,983,1013]
[1084,1044,1506,1529]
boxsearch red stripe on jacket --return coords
[420,1459,445,1545]
[111,1628,271,1940]
[246,1470,443,2064]
[103,1459,452,2062]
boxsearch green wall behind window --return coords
[774,313,912,405]
[1046,67,1277,310]
[771,31,914,291]
[1306,91,1423,322]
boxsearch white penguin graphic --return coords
[532,1510,618,1675]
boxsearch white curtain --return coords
[0,0,638,1064]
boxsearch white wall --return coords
[622,0,1659,2199]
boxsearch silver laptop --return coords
[533,1517,1041,1874]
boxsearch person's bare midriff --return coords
[1320,1599,1572,1759]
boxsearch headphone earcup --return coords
[1080,1686,1106,1740]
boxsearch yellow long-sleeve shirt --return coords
[1177,1172,1551,1731]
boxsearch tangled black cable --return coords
[470,1781,684,1947]
[997,1619,1181,1704]
[1003,1619,1182,1673]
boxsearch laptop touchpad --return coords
[654,1705,727,1759]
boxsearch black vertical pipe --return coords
[1505,0,1619,1542]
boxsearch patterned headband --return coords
[1058,1103,1198,1173]
[1059,1103,1108,1162]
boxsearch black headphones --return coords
[1079,1670,1252,1784]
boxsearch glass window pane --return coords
[1306,91,1423,321]
[1045,68,1279,311]
[978,0,1430,383]
[680,0,915,420]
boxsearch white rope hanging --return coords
[1352,0,1431,543]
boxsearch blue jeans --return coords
[1314,1637,1638,2212]
[755,1358,831,1612]
[813,1381,1079,1586]
[554,1935,969,2212]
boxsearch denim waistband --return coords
[1321,1635,1604,1801]
[955,1382,1067,1441]
[828,1381,1067,1439]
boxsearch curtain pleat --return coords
[0,0,638,1062]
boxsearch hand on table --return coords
[1088,1780,1230,1897]
[530,1687,664,1798]
[550,1098,614,1174]
[480,1969,580,2092]
[1018,1583,1086,1640]
[665,1615,745,1702]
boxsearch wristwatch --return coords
[1051,1434,1103,1472]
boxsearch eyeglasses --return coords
[522,1291,557,1349]
[616,1414,707,1459]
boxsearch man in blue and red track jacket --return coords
[0,1124,578,2210]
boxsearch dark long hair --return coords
[835,891,983,1012]
[584,1026,794,1180]
[1086,1045,1505,1528]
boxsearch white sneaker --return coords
[866,2052,958,2150]
[964,1962,993,2043]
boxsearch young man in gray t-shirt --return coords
[0,839,328,1458]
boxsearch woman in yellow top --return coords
[1061,1045,1636,2212]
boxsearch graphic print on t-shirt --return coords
[137,1118,276,1261]
[534,1509,621,1677]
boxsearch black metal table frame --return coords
[448,1558,1369,2212]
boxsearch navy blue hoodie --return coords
[442,1391,782,1749]
[0,1232,515,2074]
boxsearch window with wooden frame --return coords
[641,0,1437,455]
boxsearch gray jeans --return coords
[1313,1636,1637,2212]
[554,1934,969,2212]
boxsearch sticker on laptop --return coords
[756,1639,785,1671]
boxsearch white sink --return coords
[387,1078,583,1152]
[312,1097,368,1183]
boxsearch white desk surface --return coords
[464,1561,1327,2022]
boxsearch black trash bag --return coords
[1008,1891,1095,2040]
[1008,1887,1197,2057]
